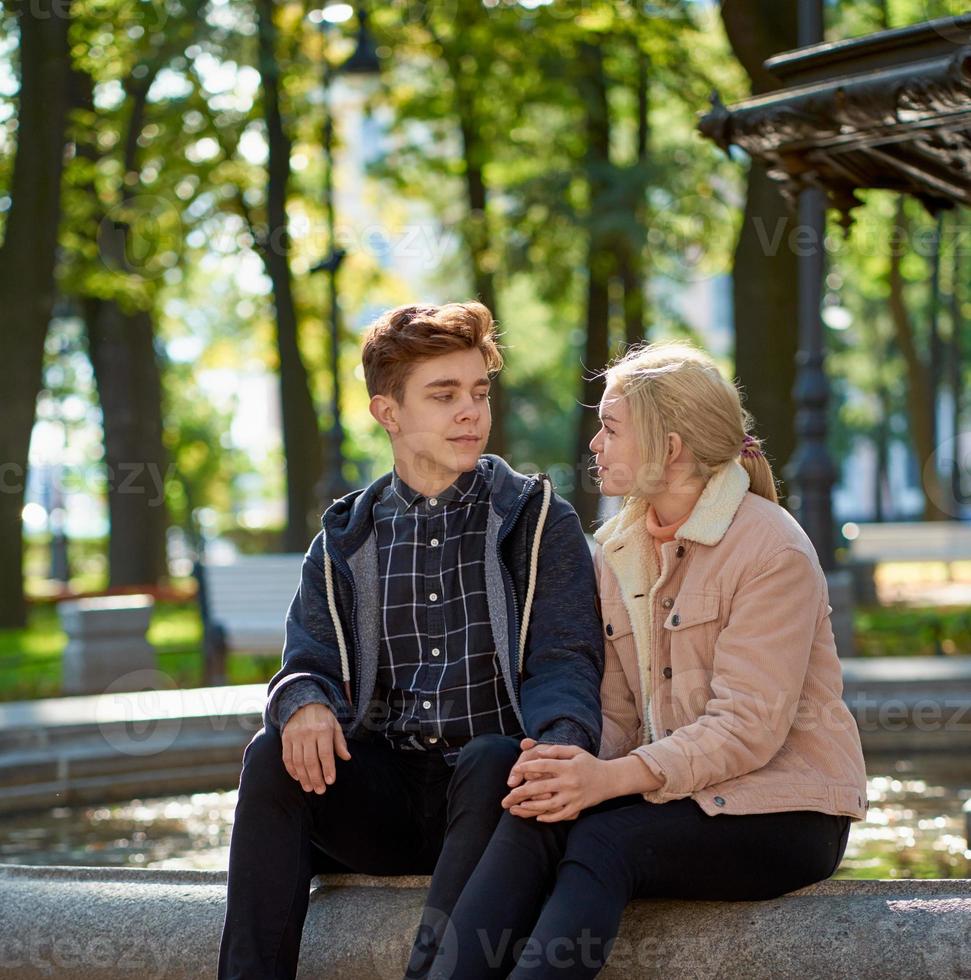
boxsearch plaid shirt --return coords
[372,459,523,761]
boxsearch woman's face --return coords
[589,385,648,497]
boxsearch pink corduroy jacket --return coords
[593,459,868,820]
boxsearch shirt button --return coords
[663,666,672,679]
[676,545,685,558]
[431,648,441,657]
[422,700,432,710]
[671,614,681,627]
[427,736,439,744]
[429,593,438,602]
[429,498,438,506]
[662,597,674,609]
[605,624,613,636]
[714,796,726,807]
[430,538,440,547]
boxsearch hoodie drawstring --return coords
[518,477,552,673]
[322,531,353,705]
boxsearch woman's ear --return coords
[667,432,683,463]
[370,395,399,435]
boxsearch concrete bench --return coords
[0,865,967,979]
[199,554,304,682]
[58,595,156,696]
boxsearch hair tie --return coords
[740,434,764,459]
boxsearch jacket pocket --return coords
[662,591,720,631]
[601,600,635,640]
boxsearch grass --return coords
[0,601,279,702]
[855,605,971,657]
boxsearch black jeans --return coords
[216,726,521,980]
[424,795,851,980]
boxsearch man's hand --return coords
[507,737,558,789]
[281,703,351,794]
[502,745,611,822]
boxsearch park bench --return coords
[198,554,304,683]
[845,520,971,569]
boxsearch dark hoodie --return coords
[263,454,604,754]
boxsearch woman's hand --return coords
[501,746,614,823]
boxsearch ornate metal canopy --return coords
[700,14,971,228]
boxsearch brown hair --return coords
[605,339,781,505]
[361,301,504,402]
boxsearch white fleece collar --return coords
[593,459,751,551]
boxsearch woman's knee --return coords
[560,812,639,895]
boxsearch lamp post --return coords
[310,4,380,508]
[784,0,837,571]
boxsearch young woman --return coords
[418,340,868,980]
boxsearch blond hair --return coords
[604,340,779,504]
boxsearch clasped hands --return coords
[502,738,613,824]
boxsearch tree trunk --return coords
[64,62,172,587]
[84,301,170,584]
[620,41,650,350]
[257,0,323,550]
[457,110,507,460]
[874,378,891,522]
[0,0,72,626]
[721,0,799,503]
[887,197,948,521]
[573,41,612,532]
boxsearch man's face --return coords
[375,347,492,487]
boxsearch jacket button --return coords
[663,666,672,679]
[662,597,674,609]
[671,614,681,627]
[714,796,725,806]
[606,624,613,636]
[665,729,673,737]
[676,545,685,558]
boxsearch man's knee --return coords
[451,733,521,790]
[239,726,296,796]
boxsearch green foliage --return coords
[855,602,971,658]
[2,0,968,565]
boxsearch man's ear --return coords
[370,394,400,434]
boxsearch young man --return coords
[217,301,603,979]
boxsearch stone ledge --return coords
[2,659,971,814]
[0,865,968,979]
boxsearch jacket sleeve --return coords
[631,545,822,801]
[519,503,605,755]
[263,532,353,732]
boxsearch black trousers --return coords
[216,726,521,980]
[422,795,851,980]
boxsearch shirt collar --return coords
[387,462,484,514]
